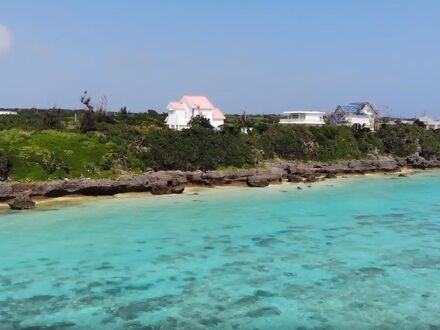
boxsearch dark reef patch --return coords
[245,306,281,318]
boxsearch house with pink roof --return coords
[165,96,225,130]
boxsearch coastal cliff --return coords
[1,154,439,209]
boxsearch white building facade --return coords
[420,116,440,130]
[165,96,225,130]
[279,111,325,126]
[330,102,378,130]
[0,110,17,115]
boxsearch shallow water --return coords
[1,173,440,329]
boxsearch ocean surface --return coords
[1,172,440,329]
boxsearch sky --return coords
[0,0,439,117]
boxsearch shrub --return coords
[41,108,64,130]
[0,150,12,181]
[188,115,213,129]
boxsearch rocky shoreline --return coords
[1,154,439,210]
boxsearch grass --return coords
[0,129,116,181]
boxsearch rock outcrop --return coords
[406,153,440,169]
[247,175,270,187]
[8,193,35,210]
[287,174,303,183]
[1,155,440,209]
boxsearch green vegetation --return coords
[0,129,115,181]
[1,108,440,182]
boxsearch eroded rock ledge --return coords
[1,154,439,209]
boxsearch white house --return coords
[419,116,440,130]
[0,110,17,115]
[279,111,325,126]
[330,102,378,130]
[165,96,225,130]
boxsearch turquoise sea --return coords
[1,172,440,329]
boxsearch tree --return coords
[41,108,63,130]
[188,115,213,129]
[120,106,128,115]
[0,150,12,181]
[414,119,426,128]
[421,130,440,159]
[147,109,159,116]
[80,91,94,111]
[80,110,96,133]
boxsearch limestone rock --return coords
[247,175,270,187]
[287,174,303,183]
[8,193,36,210]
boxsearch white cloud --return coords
[0,24,13,57]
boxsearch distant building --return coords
[383,118,415,125]
[419,116,440,130]
[330,102,378,130]
[165,96,225,130]
[279,111,325,126]
[0,110,17,115]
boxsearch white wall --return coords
[280,112,324,125]
[166,102,224,130]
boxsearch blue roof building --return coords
[330,102,378,130]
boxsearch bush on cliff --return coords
[312,126,362,161]
[376,124,421,157]
[0,149,12,181]
[0,130,116,181]
[260,125,313,160]
[140,127,257,171]
[3,114,440,182]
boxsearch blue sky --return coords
[0,0,439,117]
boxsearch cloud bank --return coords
[0,24,13,57]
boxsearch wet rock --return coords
[287,174,303,183]
[254,290,277,297]
[304,175,318,183]
[325,172,337,179]
[396,157,407,167]
[406,153,429,168]
[113,301,153,320]
[253,237,283,247]
[150,180,184,195]
[201,171,228,185]
[113,295,181,321]
[2,154,440,202]
[186,170,204,183]
[0,183,14,202]
[376,159,400,172]
[199,317,222,327]
[235,295,259,305]
[357,267,386,276]
[20,321,77,329]
[8,193,35,210]
[149,172,186,195]
[247,175,269,187]
[245,306,281,318]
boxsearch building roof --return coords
[181,96,214,109]
[337,102,378,116]
[167,95,225,121]
[339,103,364,113]
[213,108,226,120]
[168,101,186,110]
